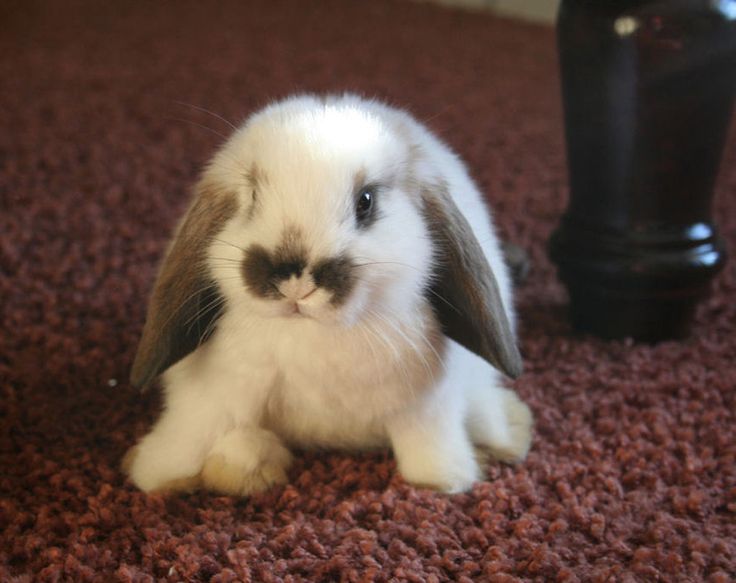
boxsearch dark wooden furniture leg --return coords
[549,1,736,341]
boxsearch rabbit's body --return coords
[125,95,532,495]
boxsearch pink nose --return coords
[277,276,317,301]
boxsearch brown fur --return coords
[241,226,310,298]
[244,164,267,220]
[420,182,523,379]
[242,226,358,307]
[244,164,267,191]
[130,180,239,388]
[312,255,357,306]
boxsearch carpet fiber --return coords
[1,1,735,580]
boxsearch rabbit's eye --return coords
[355,186,375,227]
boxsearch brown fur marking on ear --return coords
[420,182,523,379]
[244,164,267,190]
[243,164,267,220]
[130,182,239,388]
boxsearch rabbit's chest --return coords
[262,326,423,447]
[268,360,395,448]
[269,321,398,388]
[277,336,411,415]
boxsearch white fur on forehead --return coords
[215,95,408,186]
[256,95,390,153]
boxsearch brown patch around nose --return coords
[311,255,356,306]
[241,227,357,306]
[241,227,309,299]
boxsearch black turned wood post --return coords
[550,0,736,341]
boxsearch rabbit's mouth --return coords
[284,301,309,319]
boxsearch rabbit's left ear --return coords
[421,184,523,379]
[130,183,238,388]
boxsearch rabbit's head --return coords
[131,95,521,388]
[208,95,434,328]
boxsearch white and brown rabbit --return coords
[124,94,533,495]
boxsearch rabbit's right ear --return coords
[420,182,523,379]
[130,182,238,388]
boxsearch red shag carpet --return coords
[1,1,734,581]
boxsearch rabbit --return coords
[123,94,533,496]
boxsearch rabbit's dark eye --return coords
[355,186,375,227]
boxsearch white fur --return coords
[127,95,532,494]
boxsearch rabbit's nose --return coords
[277,275,317,301]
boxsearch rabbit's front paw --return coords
[392,432,481,493]
[122,443,201,494]
[400,457,481,493]
[466,385,533,464]
[400,447,482,493]
[486,390,533,463]
[200,427,293,496]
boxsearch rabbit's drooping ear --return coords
[421,184,523,379]
[130,184,238,388]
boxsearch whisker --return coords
[212,237,248,253]
[417,330,444,369]
[210,306,258,349]
[158,279,222,331]
[356,322,381,373]
[388,305,444,374]
[198,317,220,346]
[424,287,462,315]
[350,257,422,271]
[174,101,238,131]
[420,105,452,125]
[184,292,225,325]
[208,258,242,266]
[208,273,243,281]
[364,312,399,360]
[363,311,414,389]
[184,294,227,332]
[372,310,435,384]
[195,298,228,345]
[351,257,462,315]
[169,117,229,141]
